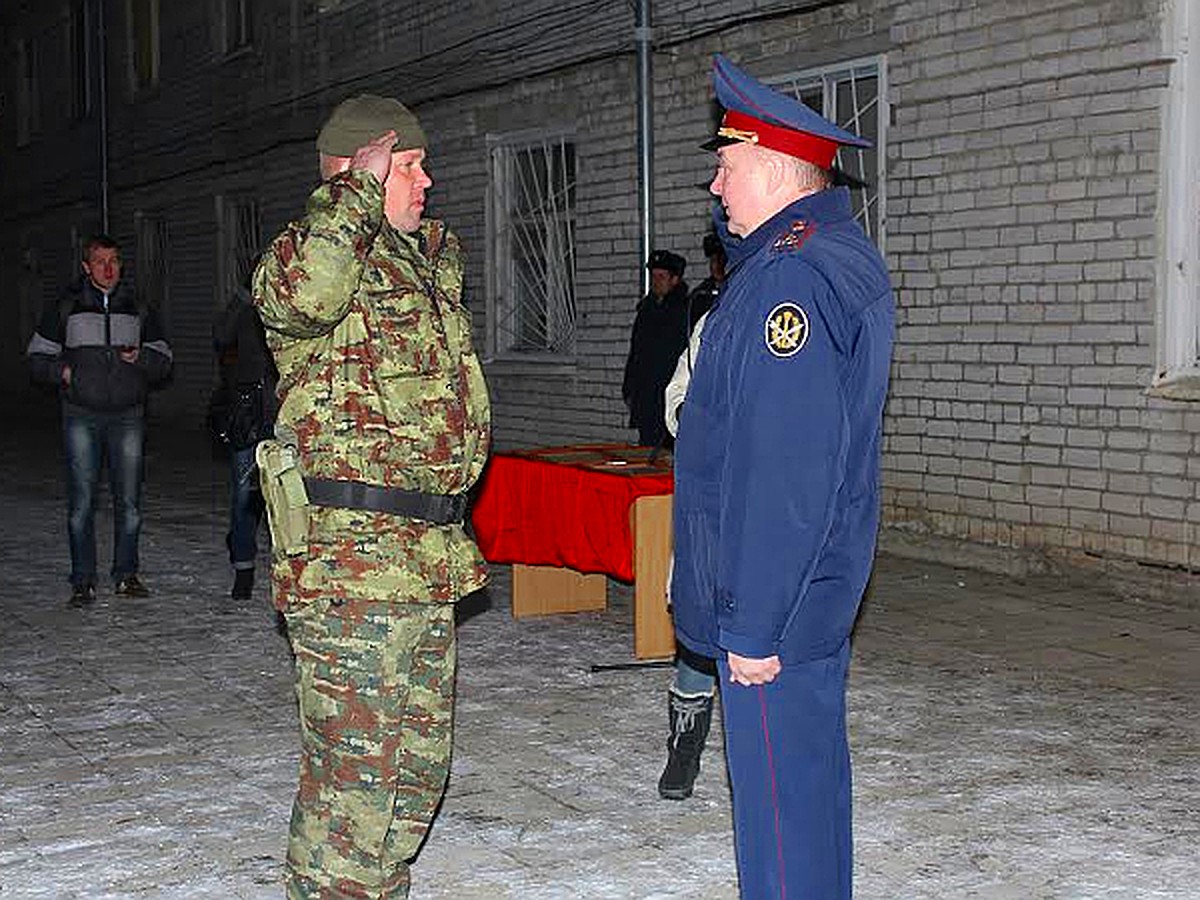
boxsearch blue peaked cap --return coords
[706,54,871,168]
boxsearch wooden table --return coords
[470,444,676,659]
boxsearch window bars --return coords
[490,136,578,355]
[769,59,885,246]
[134,211,170,322]
[216,196,260,306]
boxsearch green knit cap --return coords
[315,94,427,156]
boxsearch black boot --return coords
[657,689,714,800]
[231,568,255,600]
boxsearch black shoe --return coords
[114,574,150,597]
[68,584,97,607]
[230,568,255,600]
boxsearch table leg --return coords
[510,564,607,618]
[631,494,676,660]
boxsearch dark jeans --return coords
[64,408,144,587]
[228,443,264,569]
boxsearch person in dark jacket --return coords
[621,249,692,449]
[687,232,726,325]
[26,235,173,606]
[672,56,894,899]
[212,288,277,600]
[655,232,726,802]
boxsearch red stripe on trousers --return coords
[758,684,787,899]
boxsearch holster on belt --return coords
[256,433,310,556]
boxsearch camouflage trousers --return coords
[282,595,456,899]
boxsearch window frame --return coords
[126,0,160,94]
[215,194,261,310]
[485,128,579,362]
[15,36,40,146]
[766,54,888,250]
[134,210,171,328]
[315,0,364,14]
[220,0,254,55]
[65,1,92,120]
[1151,0,1200,398]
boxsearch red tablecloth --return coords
[471,444,673,582]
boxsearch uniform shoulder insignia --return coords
[771,219,815,254]
[764,301,809,358]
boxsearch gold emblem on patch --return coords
[764,302,809,357]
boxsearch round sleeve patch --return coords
[764,302,810,358]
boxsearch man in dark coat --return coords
[621,249,691,448]
[671,55,895,899]
[211,287,277,600]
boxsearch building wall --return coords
[2,0,1196,575]
[882,0,1195,571]
[0,2,104,391]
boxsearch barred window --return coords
[769,57,887,247]
[487,133,578,357]
[135,211,171,325]
[216,195,260,307]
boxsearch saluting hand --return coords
[350,130,396,185]
[728,652,781,686]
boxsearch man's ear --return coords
[764,153,787,196]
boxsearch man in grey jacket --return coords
[27,235,173,606]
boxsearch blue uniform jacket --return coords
[672,187,894,664]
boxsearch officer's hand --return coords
[350,131,395,185]
[62,365,72,386]
[728,652,781,686]
[119,347,140,364]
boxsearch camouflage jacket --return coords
[253,169,491,605]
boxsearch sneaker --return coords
[68,584,96,607]
[114,574,150,597]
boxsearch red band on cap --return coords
[719,109,839,169]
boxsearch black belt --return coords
[304,478,468,525]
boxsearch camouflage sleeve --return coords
[253,169,384,339]
[462,344,491,486]
[432,226,492,488]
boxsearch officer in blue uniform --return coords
[671,55,895,899]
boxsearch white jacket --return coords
[663,311,709,438]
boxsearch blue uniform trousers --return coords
[717,642,852,900]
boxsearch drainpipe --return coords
[635,0,653,296]
[96,0,110,233]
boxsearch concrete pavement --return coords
[1,414,1196,898]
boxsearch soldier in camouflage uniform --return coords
[253,94,490,900]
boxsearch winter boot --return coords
[657,689,715,800]
[231,568,255,600]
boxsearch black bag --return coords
[208,380,267,450]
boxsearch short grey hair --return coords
[783,155,831,194]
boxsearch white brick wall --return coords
[3,0,1195,573]
[886,0,1194,570]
